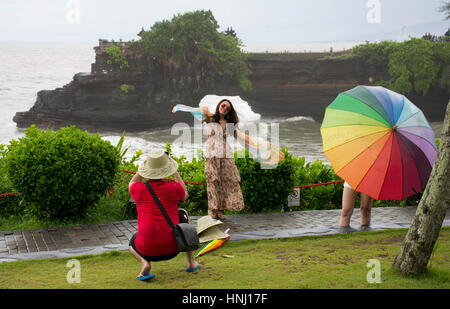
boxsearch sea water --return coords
[0,42,443,166]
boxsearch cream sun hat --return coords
[138,149,178,179]
[196,216,229,243]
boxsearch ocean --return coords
[0,42,443,165]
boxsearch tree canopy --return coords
[352,38,450,96]
[438,0,450,20]
[131,10,251,92]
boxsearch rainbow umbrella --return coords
[196,236,230,257]
[320,85,437,200]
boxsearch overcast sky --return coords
[1,0,449,45]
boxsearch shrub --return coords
[124,143,419,217]
[108,138,143,220]
[0,144,25,216]
[120,84,130,94]
[165,144,208,216]
[3,126,121,220]
[169,145,343,214]
[106,42,129,69]
[167,146,298,214]
[235,148,296,213]
[291,156,344,210]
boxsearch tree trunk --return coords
[393,102,450,275]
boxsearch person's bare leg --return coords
[186,251,199,270]
[129,246,151,277]
[183,211,199,270]
[339,187,357,227]
[359,194,373,227]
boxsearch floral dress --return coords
[204,123,244,217]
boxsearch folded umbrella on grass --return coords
[196,235,231,257]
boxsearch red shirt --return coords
[129,180,185,256]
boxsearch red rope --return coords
[0,192,18,197]
[294,180,344,188]
[120,169,137,175]
[0,172,344,198]
[120,169,341,188]
[120,169,207,185]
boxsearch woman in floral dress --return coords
[203,99,244,220]
[173,99,244,220]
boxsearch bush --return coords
[122,142,419,217]
[291,155,344,210]
[168,145,367,214]
[105,137,143,220]
[3,126,121,220]
[0,144,25,216]
[165,144,208,216]
[235,148,296,213]
[167,145,298,214]
[106,42,129,69]
[120,84,130,94]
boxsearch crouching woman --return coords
[128,149,199,281]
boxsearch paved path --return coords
[1,206,449,263]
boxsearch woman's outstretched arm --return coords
[235,128,259,149]
[172,104,213,119]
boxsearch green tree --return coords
[352,38,450,96]
[393,102,450,275]
[385,38,443,95]
[106,42,129,69]
[438,1,450,19]
[132,10,251,92]
[351,40,398,66]
[224,27,237,37]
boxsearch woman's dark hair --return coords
[211,99,239,125]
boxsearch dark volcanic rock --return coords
[13,41,450,132]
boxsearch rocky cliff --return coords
[13,40,450,132]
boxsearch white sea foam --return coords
[285,116,316,122]
[260,115,317,124]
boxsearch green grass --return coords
[1,228,449,289]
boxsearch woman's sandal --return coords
[186,265,200,273]
[136,274,156,281]
[216,212,227,220]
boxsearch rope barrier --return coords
[0,192,18,198]
[294,180,344,188]
[120,169,342,188]
[120,169,207,185]
[0,171,344,198]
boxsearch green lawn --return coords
[0,228,449,289]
